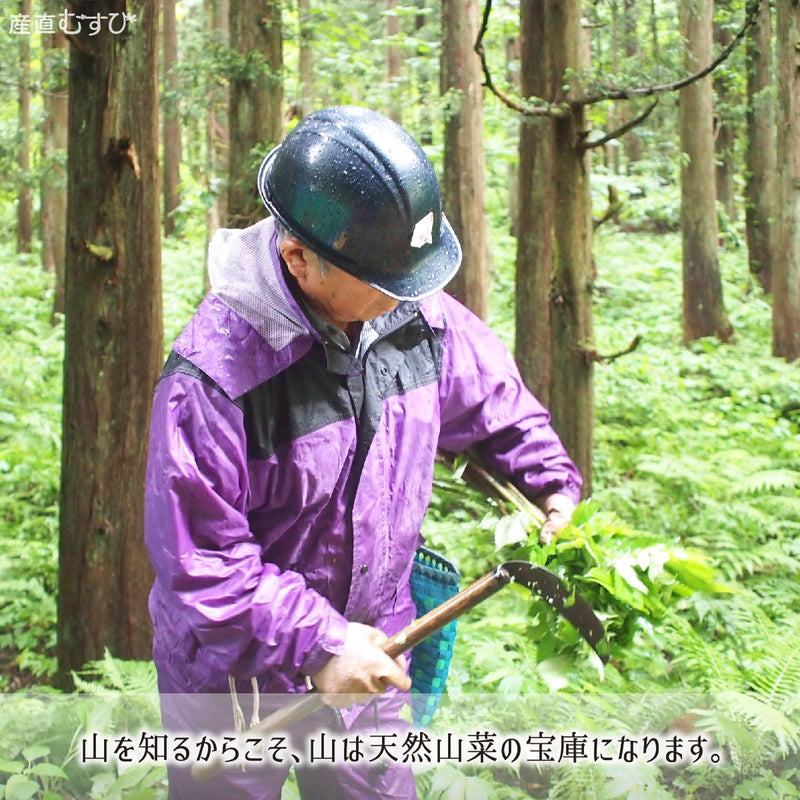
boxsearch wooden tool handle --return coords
[192,566,510,783]
[381,567,509,658]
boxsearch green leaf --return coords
[4,775,40,800]
[740,469,800,494]
[494,513,529,550]
[614,557,649,595]
[29,763,67,780]
[537,654,572,691]
[665,553,731,593]
[83,241,114,262]
[571,499,601,527]
[21,745,49,763]
[0,761,24,776]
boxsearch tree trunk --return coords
[386,0,402,123]
[298,0,314,118]
[441,0,488,320]
[773,0,800,360]
[622,0,642,166]
[227,0,283,227]
[505,34,522,233]
[17,0,33,255]
[41,15,68,307]
[745,0,775,294]
[58,0,163,684]
[679,0,733,344]
[205,0,229,253]
[517,0,594,495]
[713,10,736,223]
[163,0,182,236]
[415,3,434,145]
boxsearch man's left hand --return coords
[538,493,575,544]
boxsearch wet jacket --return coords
[145,218,581,695]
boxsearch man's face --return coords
[281,237,399,334]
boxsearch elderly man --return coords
[145,105,580,799]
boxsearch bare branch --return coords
[0,79,67,99]
[582,0,764,105]
[582,335,643,365]
[475,0,568,118]
[578,99,659,152]
[477,0,764,115]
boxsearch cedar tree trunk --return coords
[298,0,314,118]
[517,0,594,495]
[773,0,800,360]
[41,18,68,298]
[386,0,402,124]
[441,0,489,320]
[227,0,283,227]
[679,0,733,343]
[58,0,162,684]
[163,0,182,236]
[17,0,33,254]
[744,0,775,294]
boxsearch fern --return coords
[739,469,800,495]
[72,648,158,695]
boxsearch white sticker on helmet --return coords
[410,211,434,248]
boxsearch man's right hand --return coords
[309,622,411,708]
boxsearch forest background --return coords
[0,0,799,798]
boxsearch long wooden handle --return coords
[381,566,509,658]
[191,566,510,783]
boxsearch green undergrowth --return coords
[1,225,799,797]
[419,228,800,797]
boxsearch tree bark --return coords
[622,0,642,166]
[298,0,314,118]
[773,0,800,360]
[205,0,229,252]
[745,0,775,294]
[415,2,434,145]
[679,0,733,344]
[517,0,594,495]
[386,0,402,123]
[441,0,488,320]
[713,10,736,223]
[517,0,552,407]
[17,0,33,254]
[227,0,283,227]
[41,14,68,304]
[163,0,182,236]
[58,0,163,684]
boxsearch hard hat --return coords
[257,106,462,301]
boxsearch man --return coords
[145,106,581,799]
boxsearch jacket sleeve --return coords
[436,293,582,504]
[144,370,348,681]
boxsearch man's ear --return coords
[279,236,312,279]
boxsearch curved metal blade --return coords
[500,561,610,663]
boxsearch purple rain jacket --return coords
[145,218,582,697]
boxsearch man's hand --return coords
[309,622,411,708]
[538,492,576,544]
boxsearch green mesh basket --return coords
[409,546,460,727]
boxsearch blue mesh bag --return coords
[408,547,461,726]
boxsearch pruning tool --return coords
[192,560,608,783]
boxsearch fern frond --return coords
[745,629,800,710]
[72,648,158,695]
[739,469,800,496]
[715,690,800,757]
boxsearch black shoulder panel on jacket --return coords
[242,314,442,462]
[160,351,241,407]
